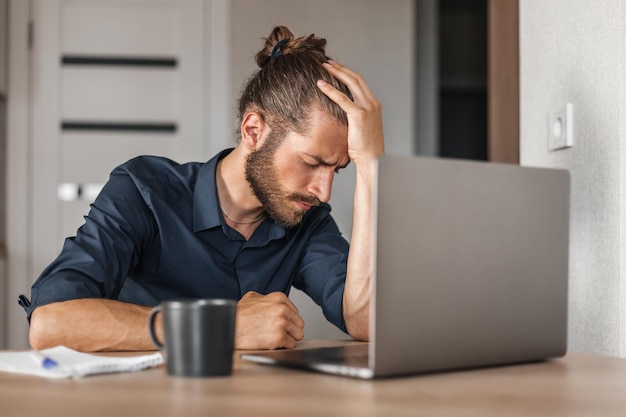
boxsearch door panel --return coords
[61,2,180,56]
[61,68,179,121]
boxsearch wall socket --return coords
[548,103,574,151]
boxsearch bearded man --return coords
[23,26,384,352]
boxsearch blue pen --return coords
[31,350,59,369]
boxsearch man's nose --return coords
[310,170,334,203]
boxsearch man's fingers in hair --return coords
[322,61,376,104]
[316,79,359,113]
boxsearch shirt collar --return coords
[192,148,287,242]
[193,148,233,232]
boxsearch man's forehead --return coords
[277,112,349,165]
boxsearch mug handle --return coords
[148,306,165,349]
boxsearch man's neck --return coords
[216,147,266,224]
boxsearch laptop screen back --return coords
[371,156,570,377]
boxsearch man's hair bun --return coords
[255,25,328,68]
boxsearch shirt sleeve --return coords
[292,210,350,333]
[24,167,158,320]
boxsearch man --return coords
[23,26,384,352]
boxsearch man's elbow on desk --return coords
[344,311,370,342]
[347,326,370,343]
[29,303,66,351]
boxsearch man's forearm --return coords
[316,61,383,341]
[29,299,160,352]
[343,160,376,341]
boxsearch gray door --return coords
[31,0,205,276]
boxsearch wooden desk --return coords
[1,340,625,417]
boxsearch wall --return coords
[0,0,6,95]
[230,0,415,338]
[0,0,6,242]
[0,0,8,349]
[520,0,626,356]
[4,0,30,349]
[0,97,5,347]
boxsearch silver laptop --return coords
[242,155,570,379]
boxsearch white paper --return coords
[0,346,164,379]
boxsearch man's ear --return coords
[240,111,268,151]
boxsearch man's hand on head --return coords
[316,61,385,167]
[235,291,305,350]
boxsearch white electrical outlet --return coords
[548,103,574,151]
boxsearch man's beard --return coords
[245,133,320,228]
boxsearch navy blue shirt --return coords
[25,149,350,332]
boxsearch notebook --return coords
[0,346,164,379]
[242,154,571,379]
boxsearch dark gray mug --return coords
[148,299,236,377]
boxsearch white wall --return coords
[230,0,415,338]
[0,0,6,96]
[4,0,31,349]
[0,0,8,349]
[520,0,626,356]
